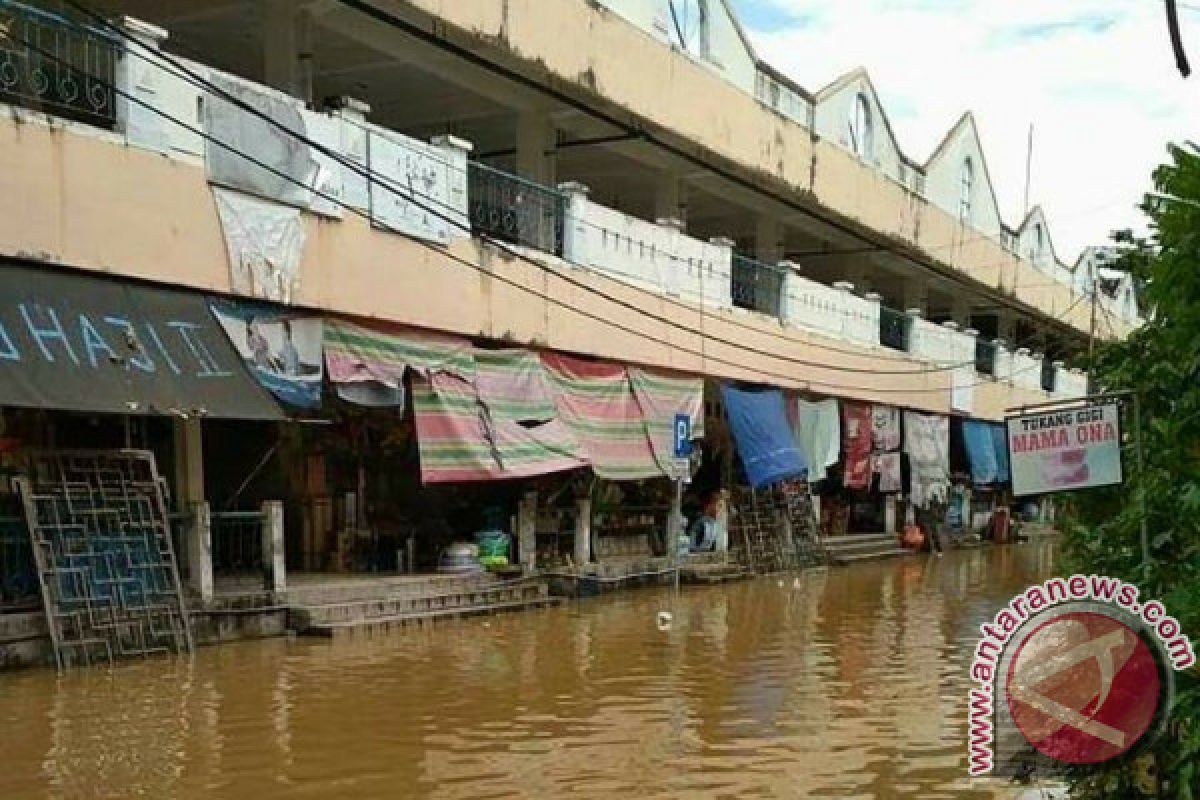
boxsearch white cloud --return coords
[742,0,1199,261]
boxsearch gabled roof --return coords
[814,67,922,169]
[1014,204,1068,267]
[923,111,1004,225]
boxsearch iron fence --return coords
[975,337,997,375]
[879,306,911,351]
[0,514,37,610]
[467,161,566,256]
[731,254,785,318]
[0,0,118,128]
[211,510,265,576]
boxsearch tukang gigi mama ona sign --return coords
[1006,401,1123,497]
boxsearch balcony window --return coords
[850,92,873,161]
[959,157,973,222]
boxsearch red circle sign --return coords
[1005,611,1161,764]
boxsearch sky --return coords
[735,0,1199,262]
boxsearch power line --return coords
[7,10,1083,403]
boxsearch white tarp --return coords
[213,188,307,304]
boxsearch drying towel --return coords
[842,401,873,490]
[962,419,1000,485]
[873,452,903,493]
[871,405,901,452]
[904,411,950,509]
[722,385,808,488]
[794,398,841,482]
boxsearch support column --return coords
[516,108,557,186]
[517,490,538,573]
[172,418,205,509]
[714,489,730,554]
[189,502,214,604]
[263,0,314,105]
[885,495,897,536]
[261,500,286,595]
[903,278,929,317]
[952,297,972,328]
[755,217,784,263]
[654,171,689,226]
[573,495,592,567]
[997,311,1017,342]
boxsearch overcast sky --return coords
[736,0,1198,262]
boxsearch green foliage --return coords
[1061,144,1200,798]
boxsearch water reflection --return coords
[0,542,1057,798]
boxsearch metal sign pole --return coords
[1133,392,1151,566]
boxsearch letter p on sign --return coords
[673,413,692,459]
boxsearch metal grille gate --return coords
[730,482,828,573]
[15,450,192,670]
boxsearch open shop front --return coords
[0,263,286,666]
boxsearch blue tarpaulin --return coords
[964,420,1009,485]
[721,385,807,488]
[991,423,1010,483]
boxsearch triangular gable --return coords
[923,112,1004,235]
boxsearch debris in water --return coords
[656,611,673,631]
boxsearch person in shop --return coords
[687,488,722,552]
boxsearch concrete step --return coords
[289,581,548,630]
[831,548,916,566]
[823,535,901,556]
[303,596,560,638]
[680,564,751,585]
[283,574,498,606]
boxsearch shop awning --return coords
[542,353,663,481]
[0,264,282,419]
[721,385,807,488]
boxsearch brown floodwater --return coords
[0,542,1059,799]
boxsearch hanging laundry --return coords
[962,419,1000,485]
[904,411,951,509]
[870,405,901,452]
[873,452,903,493]
[991,423,1011,483]
[721,385,808,488]
[794,398,840,482]
[842,401,873,490]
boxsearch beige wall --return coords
[0,114,1056,421]
[394,0,1131,340]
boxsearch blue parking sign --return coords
[673,413,692,458]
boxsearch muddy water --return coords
[0,543,1057,799]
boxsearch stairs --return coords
[823,533,914,566]
[288,576,558,637]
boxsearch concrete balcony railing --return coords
[1011,348,1045,392]
[560,184,733,312]
[1054,368,1089,400]
[782,276,880,347]
[908,318,975,366]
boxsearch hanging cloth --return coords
[904,411,951,509]
[962,419,1000,485]
[794,398,841,482]
[842,401,873,490]
[721,385,808,488]
[873,452,903,493]
[870,405,901,452]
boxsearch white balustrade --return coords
[1012,349,1043,391]
[1055,368,1089,400]
[782,276,880,346]
[908,318,973,365]
[561,190,733,310]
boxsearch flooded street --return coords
[0,543,1056,799]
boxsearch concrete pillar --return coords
[573,495,592,566]
[997,311,1017,342]
[517,490,538,573]
[430,134,475,234]
[885,495,897,536]
[172,417,205,509]
[902,279,929,317]
[654,171,689,225]
[261,500,287,595]
[952,297,972,327]
[516,108,557,186]
[714,489,730,554]
[262,0,313,104]
[188,502,214,605]
[755,217,784,263]
[558,181,590,263]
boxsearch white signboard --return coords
[1006,402,1123,497]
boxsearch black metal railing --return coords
[879,306,911,350]
[211,510,265,576]
[975,337,996,375]
[1041,361,1057,393]
[0,514,37,610]
[731,254,785,318]
[467,161,566,256]
[0,0,118,128]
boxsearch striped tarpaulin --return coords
[628,367,705,480]
[412,353,587,484]
[323,319,475,387]
[541,353,663,481]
